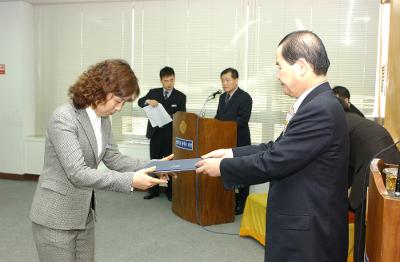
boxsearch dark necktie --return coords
[164,90,169,100]
[225,94,230,106]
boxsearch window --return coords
[130,0,379,143]
[34,2,133,141]
[34,0,379,144]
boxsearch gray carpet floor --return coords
[0,179,263,262]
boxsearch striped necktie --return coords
[285,105,295,124]
[283,105,295,134]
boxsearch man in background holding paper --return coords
[138,66,186,201]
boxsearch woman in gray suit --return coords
[30,59,169,262]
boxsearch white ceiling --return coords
[0,0,140,4]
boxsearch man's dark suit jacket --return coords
[215,88,252,146]
[346,112,400,209]
[220,83,349,262]
[138,88,186,139]
[349,103,365,118]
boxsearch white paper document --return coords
[142,104,172,127]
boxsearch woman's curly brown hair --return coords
[69,59,140,109]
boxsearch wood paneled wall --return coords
[384,0,400,148]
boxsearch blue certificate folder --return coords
[144,158,202,173]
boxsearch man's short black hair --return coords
[160,66,175,79]
[220,68,239,79]
[332,86,351,99]
[336,97,350,112]
[278,30,330,76]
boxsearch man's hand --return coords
[195,158,222,177]
[146,99,159,107]
[202,148,233,159]
[131,166,168,190]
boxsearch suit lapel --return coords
[160,88,168,101]
[283,82,331,137]
[98,117,109,163]
[169,88,176,101]
[222,93,229,111]
[76,109,99,161]
[228,87,241,105]
[163,88,178,114]
[298,82,331,110]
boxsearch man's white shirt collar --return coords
[163,88,173,97]
[228,86,239,97]
[292,82,327,113]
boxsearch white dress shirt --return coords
[86,107,102,157]
[292,82,326,114]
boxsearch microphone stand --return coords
[199,90,222,118]
[199,95,214,118]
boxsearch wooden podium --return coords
[365,159,400,261]
[171,111,237,226]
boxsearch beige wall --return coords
[384,0,400,148]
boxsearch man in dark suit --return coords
[337,97,400,262]
[138,66,186,200]
[333,85,365,118]
[196,31,349,262]
[215,68,252,215]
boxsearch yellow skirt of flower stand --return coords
[239,193,354,262]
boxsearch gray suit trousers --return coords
[32,211,95,262]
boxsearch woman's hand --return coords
[159,154,177,180]
[161,154,174,161]
[131,166,168,190]
[131,154,177,189]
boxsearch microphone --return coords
[199,89,223,118]
[209,89,223,99]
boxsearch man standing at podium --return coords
[138,66,186,201]
[196,31,349,262]
[215,68,252,215]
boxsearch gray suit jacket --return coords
[30,103,148,230]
